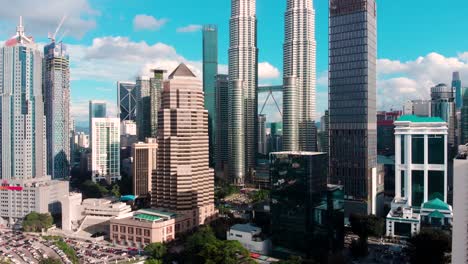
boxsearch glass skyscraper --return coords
[117,81,137,121]
[452,72,462,109]
[329,0,378,215]
[203,25,218,167]
[431,83,456,148]
[461,89,468,144]
[270,152,344,260]
[215,74,229,177]
[136,76,151,141]
[150,69,166,138]
[0,19,47,180]
[44,41,71,179]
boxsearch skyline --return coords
[1,0,468,126]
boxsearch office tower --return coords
[132,138,157,197]
[73,132,89,149]
[203,25,218,167]
[404,100,432,117]
[394,115,448,207]
[431,83,456,148]
[0,18,47,180]
[117,81,137,121]
[43,40,71,179]
[89,100,107,142]
[269,122,283,153]
[283,0,317,152]
[453,72,462,109]
[229,0,258,186]
[329,0,377,215]
[452,149,468,264]
[258,115,267,155]
[215,74,229,177]
[270,152,344,259]
[91,118,121,183]
[462,90,468,144]
[377,111,402,156]
[152,63,216,226]
[120,120,138,148]
[318,110,329,153]
[149,69,166,138]
[136,76,151,141]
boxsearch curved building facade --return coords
[283,0,317,152]
[228,0,258,186]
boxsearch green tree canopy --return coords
[23,212,53,232]
[407,228,451,264]
[144,243,167,260]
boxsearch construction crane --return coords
[48,15,67,42]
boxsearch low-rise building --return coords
[386,198,421,238]
[109,209,191,248]
[0,177,72,228]
[227,224,272,255]
[420,198,453,228]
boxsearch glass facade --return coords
[428,171,444,200]
[401,136,405,164]
[270,152,344,259]
[411,135,424,164]
[328,0,377,214]
[118,82,137,121]
[203,25,218,167]
[412,170,424,207]
[428,135,444,164]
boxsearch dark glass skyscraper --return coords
[117,81,137,121]
[203,25,218,167]
[215,74,229,177]
[329,0,377,215]
[270,152,344,260]
[452,72,462,109]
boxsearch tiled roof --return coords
[422,198,450,211]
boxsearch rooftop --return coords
[168,63,196,79]
[134,213,162,222]
[422,198,451,211]
[396,115,445,123]
[231,224,261,234]
[139,208,177,219]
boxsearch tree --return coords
[39,258,62,264]
[23,212,53,232]
[144,259,162,264]
[350,238,369,258]
[144,243,167,260]
[406,229,451,264]
[80,180,108,198]
[111,184,121,198]
[277,256,303,264]
[349,214,384,239]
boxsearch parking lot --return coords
[0,229,146,264]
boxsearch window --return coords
[120,226,126,233]
[112,225,118,232]
[136,228,142,235]
[401,136,405,164]
[235,234,242,238]
[128,227,134,234]
[428,171,444,200]
[428,135,444,164]
[144,229,150,237]
[412,171,424,207]
[411,135,424,164]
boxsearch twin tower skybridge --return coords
[258,85,282,117]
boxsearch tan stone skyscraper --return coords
[151,63,216,227]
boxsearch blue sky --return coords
[1,0,468,126]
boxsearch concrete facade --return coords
[227,224,271,255]
[452,152,468,264]
[132,139,157,197]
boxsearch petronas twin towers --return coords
[228,0,316,185]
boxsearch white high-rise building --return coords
[283,0,317,152]
[0,17,46,180]
[452,148,468,264]
[228,0,258,186]
[91,118,121,183]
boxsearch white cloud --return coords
[258,62,280,80]
[0,0,98,39]
[377,52,468,110]
[177,24,202,33]
[133,15,167,31]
